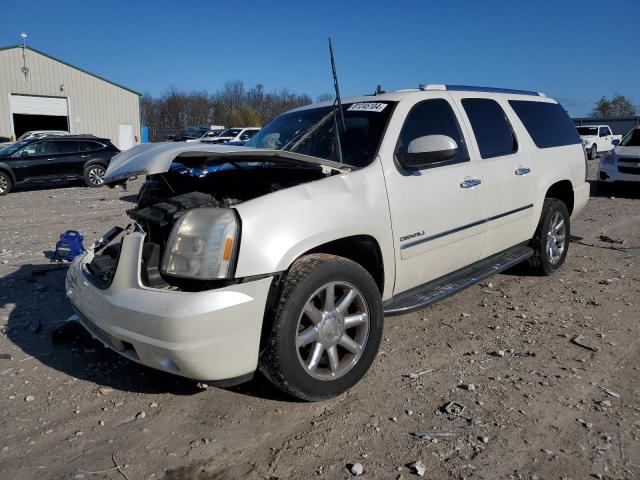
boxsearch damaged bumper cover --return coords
[65,229,273,381]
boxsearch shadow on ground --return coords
[588,179,640,199]
[0,263,291,400]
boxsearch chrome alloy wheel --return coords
[546,211,566,264]
[88,166,105,186]
[0,175,8,194]
[295,281,370,380]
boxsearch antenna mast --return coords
[328,37,345,163]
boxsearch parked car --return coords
[17,130,71,141]
[577,125,622,160]
[0,135,119,195]
[201,127,260,144]
[66,85,589,401]
[597,126,640,188]
[186,128,227,143]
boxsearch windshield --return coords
[0,140,29,156]
[219,128,242,137]
[620,128,640,147]
[245,101,397,168]
[577,127,598,136]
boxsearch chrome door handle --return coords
[460,178,482,188]
[46,157,55,162]
[81,155,90,158]
[515,167,531,176]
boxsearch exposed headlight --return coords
[161,208,239,279]
[601,154,615,166]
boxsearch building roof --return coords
[0,45,141,96]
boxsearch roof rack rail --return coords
[418,84,542,97]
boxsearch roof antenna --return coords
[328,37,345,164]
[374,85,385,96]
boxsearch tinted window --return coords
[21,141,55,157]
[80,141,104,152]
[241,130,258,140]
[600,127,611,136]
[396,99,469,164]
[462,98,517,158]
[620,128,640,147]
[509,101,580,148]
[577,126,598,136]
[53,141,80,154]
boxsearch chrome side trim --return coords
[400,203,533,250]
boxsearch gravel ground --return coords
[1,161,639,480]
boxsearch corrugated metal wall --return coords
[573,117,640,136]
[0,47,140,149]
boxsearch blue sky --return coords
[2,0,638,116]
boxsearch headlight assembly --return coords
[161,208,239,279]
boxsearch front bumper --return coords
[65,230,273,381]
[598,161,640,183]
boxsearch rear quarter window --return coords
[508,100,580,149]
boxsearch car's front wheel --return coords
[589,145,597,160]
[260,254,383,401]
[84,165,106,187]
[0,171,12,196]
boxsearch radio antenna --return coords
[328,37,345,163]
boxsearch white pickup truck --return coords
[577,125,622,159]
[66,84,589,400]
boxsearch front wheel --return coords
[527,198,570,275]
[589,145,597,160]
[84,165,106,187]
[260,254,383,401]
[0,171,12,195]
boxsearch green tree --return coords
[590,94,637,118]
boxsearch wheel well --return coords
[305,235,385,294]
[545,180,574,214]
[0,167,15,183]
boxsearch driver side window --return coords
[20,141,54,157]
[396,99,469,166]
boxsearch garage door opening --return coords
[12,114,69,139]
[9,94,69,139]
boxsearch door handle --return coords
[460,178,482,188]
[515,167,531,176]
[81,155,90,158]
[46,157,55,162]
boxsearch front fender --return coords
[233,160,396,300]
[0,163,16,183]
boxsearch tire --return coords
[589,145,597,160]
[84,164,106,187]
[527,198,570,275]
[260,253,383,401]
[0,171,12,196]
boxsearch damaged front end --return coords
[87,145,346,292]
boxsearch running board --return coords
[383,245,533,316]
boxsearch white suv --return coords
[598,127,640,186]
[66,84,589,400]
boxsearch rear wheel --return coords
[84,165,106,187]
[260,254,383,401]
[527,198,570,275]
[0,171,12,195]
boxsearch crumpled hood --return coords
[104,143,350,182]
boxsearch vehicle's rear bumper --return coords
[65,231,273,381]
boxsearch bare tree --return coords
[590,94,637,118]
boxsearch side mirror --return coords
[397,135,458,168]
[612,139,620,146]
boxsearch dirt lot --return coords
[1,162,639,480]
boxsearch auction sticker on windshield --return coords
[347,102,388,113]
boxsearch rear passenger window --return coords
[80,141,103,152]
[508,101,581,148]
[396,99,469,165]
[53,141,80,154]
[461,98,517,158]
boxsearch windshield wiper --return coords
[281,110,336,152]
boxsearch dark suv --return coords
[0,135,119,195]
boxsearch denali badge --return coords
[400,231,425,242]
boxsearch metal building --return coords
[0,45,140,150]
